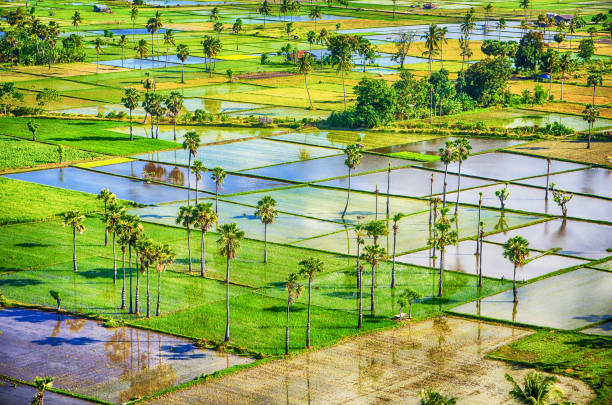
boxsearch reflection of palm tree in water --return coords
[65,318,86,333]
[494,212,508,232]
[298,146,311,161]
[118,363,177,403]
[105,329,129,369]
[143,162,167,181]
[168,166,185,186]
[204,99,222,115]
[51,319,61,337]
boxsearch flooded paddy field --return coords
[110,124,281,143]
[146,317,594,405]
[4,167,193,205]
[0,308,253,403]
[452,268,612,330]
[373,137,526,155]
[517,167,612,199]
[396,240,588,281]
[0,380,91,404]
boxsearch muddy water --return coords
[0,308,253,403]
[146,317,594,405]
[0,380,91,404]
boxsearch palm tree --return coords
[423,24,441,76]
[398,288,422,319]
[146,11,163,61]
[71,11,82,35]
[460,8,475,71]
[214,22,224,39]
[210,7,220,22]
[437,26,448,69]
[135,39,149,70]
[361,244,386,312]
[505,371,564,404]
[164,91,184,142]
[341,144,363,218]
[453,138,471,215]
[297,52,314,109]
[176,205,196,273]
[285,272,303,355]
[553,33,564,50]
[430,207,457,297]
[176,43,190,83]
[254,196,278,263]
[31,376,54,405]
[318,28,329,47]
[155,242,174,316]
[62,210,86,272]
[94,37,104,74]
[117,221,130,309]
[568,18,576,49]
[232,19,243,51]
[497,18,506,40]
[390,213,405,288]
[121,214,142,314]
[519,0,529,23]
[258,0,271,27]
[503,235,529,303]
[217,223,245,342]
[439,141,457,208]
[119,34,128,67]
[483,3,493,29]
[211,167,227,213]
[419,389,457,405]
[163,29,175,67]
[122,88,140,142]
[354,226,367,328]
[130,6,139,45]
[582,104,599,149]
[182,130,200,204]
[193,202,217,277]
[558,53,575,101]
[587,73,603,105]
[331,43,354,111]
[105,203,125,284]
[285,22,295,41]
[191,161,206,204]
[309,6,322,31]
[299,257,324,348]
[98,188,116,246]
[135,236,155,317]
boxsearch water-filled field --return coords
[517,167,612,199]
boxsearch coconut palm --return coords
[497,18,506,40]
[130,6,138,45]
[258,0,271,27]
[105,203,125,284]
[71,11,82,35]
[341,144,363,218]
[437,26,448,69]
[135,39,149,70]
[285,22,295,41]
[519,0,529,23]
[254,196,278,263]
[423,24,441,76]
[119,34,128,67]
[483,3,493,29]
[285,272,303,355]
[94,37,104,74]
[568,18,576,49]
[214,22,224,39]
[31,376,54,405]
[558,53,575,101]
[553,33,564,51]
[361,244,387,312]
[365,219,388,248]
[419,389,457,405]
[163,29,175,67]
[582,104,599,149]
[210,7,220,21]
[191,161,206,204]
[390,213,405,288]
[117,221,130,310]
[62,210,86,272]
[232,19,243,51]
[98,188,116,246]
[587,73,603,105]
[135,236,155,316]
[193,202,217,277]
[176,43,190,83]
[309,6,322,31]
[121,214,142,314]
[176,205,196,273]
[211,167,227,213]
[430,207,457,297]
[398,288,422,319]
[297,52,314,109]
[217,223,245,342]
[164,90,184,142]
[182,130,200,204]
[460,8,475,71]
[505,371,564,405]
[146,11,163,61]
[154,242,174,316]
[318,28,329,47]
[332,44,354,111]
[453,138,471,215]
[503,235,529,303]
[298,257,323,348]
[439,141,457,208]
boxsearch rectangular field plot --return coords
[130,201,347,244]
[396,240,588,280]
[294,208,542,256]
[517,167,612,199]
[92,161,289,195]
[486,219,612,260]
[222,186,429,224]
[420,153,587,181]
[452,268,612,329]
[110,125,280,143]
[134,138,339,172]
[242,153,413,183]
[320,167,494,198]
[4,167,192,205]
[268,130,440,150]
[372,137,526,155]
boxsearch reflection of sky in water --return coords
[0,308,252,403]
[453,268,612,329]
[517,167,612,199]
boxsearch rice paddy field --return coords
[0,0,610,402]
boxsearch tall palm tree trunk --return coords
[285,297,291,355]
[135,260,140,314]
[358,269,363,328]
[561,74,565,100]
[72,226,78,272]
[356,237,361,288]
[187,227,192,272]
[129,245,133,313]
[112,233,117,284]
[264,223,268,263]
[370,263,375,312]
[146,264,150,317]
[215,185,220,213]
[342,167,351,217]
[391,231,397,288]
[156,270,162,316]
[224,256,231,342]
[588,123,591,149]
[512,264,518,302]
[187,154,191,204]
[121,250,126,309]
[129,110,134,141]
[181,63,184,83]
[195,176,199,204]
[342,69,347,111]
[200,230,206,276]
[455,161,462,215]
[442,165,448,207]
[438,250,444,297]
[305,74,313,108]
[306,278,312,348]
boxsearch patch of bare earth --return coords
[511,139,612,166]
[146,317,594,404]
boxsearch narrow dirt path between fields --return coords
[147,316,594,404]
